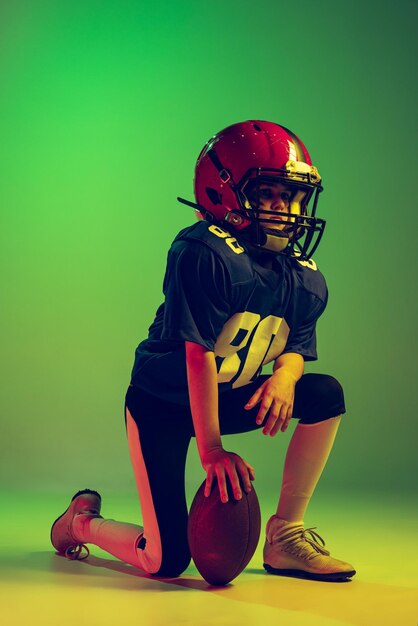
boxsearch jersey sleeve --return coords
[160,240,232,351]
[282,293,328,361]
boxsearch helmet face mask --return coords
[180,120,327,260]
[235,166,325,259]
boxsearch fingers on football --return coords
[204,469,214,497]
[236,459,253,494]
[246,462,256,482]
[215,466,231,503]
[225,458,244,501]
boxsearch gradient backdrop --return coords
[1,0,417,504]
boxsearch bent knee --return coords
[297,373,346,424]
[317,374,344,408]
[152,552,191,578]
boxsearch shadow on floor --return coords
[0,549,416,626]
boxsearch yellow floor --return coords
[0,490,417,626]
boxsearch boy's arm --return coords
[185,341,222,458]
[185,341,255,503]
[244,352,304,436]
[272,351,304,381]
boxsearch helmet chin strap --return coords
[253,219,289,253]
[238,220,290,254]
[262,231,289,253]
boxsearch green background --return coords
[1,0,417,501]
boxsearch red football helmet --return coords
[178,120,325,260]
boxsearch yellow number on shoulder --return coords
[208,224,245,254]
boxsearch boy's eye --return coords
[258,189,291,202]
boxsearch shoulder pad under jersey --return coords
[287,254,327,303]
[173,221,255,284]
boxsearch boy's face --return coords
[247,181,298,231]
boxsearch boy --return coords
[51,120,356,582]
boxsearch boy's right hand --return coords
[201,447,255,504]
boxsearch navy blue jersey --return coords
[130,221,328,405]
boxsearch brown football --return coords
[187,478,261,585]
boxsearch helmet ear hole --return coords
[206,187,222,206]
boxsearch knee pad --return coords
[297,374,345,424]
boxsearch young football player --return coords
[51,120,356,582]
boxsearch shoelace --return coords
[276,526,331,561]
[63,510,103,560]
[64,543,90,560]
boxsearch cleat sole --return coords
[263,562,356,582]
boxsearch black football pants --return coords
[124,373,345,577]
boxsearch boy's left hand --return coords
[244,369,297,436]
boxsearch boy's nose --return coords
[272,196,288,211]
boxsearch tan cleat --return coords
[263,515,356,582]
[51,489,103,560]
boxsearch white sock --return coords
[275,416,341,523]
[72,514,145,568]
